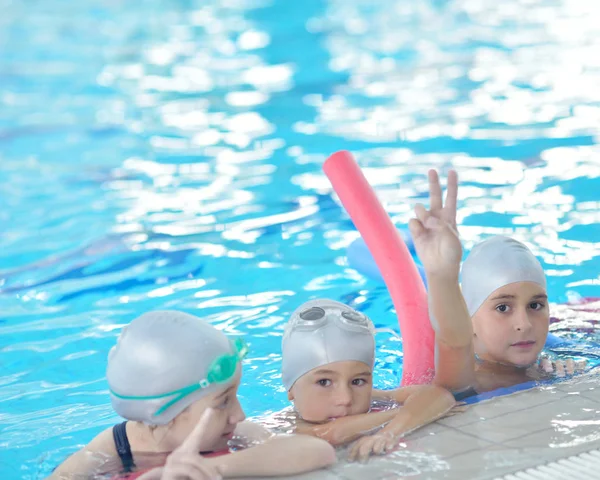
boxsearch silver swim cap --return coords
[461,236,546,316]
[281,299,376,391]
[107,310,244,425]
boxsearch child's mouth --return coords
[511,340,535,348]
[328,413,349,421]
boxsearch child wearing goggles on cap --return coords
[409,169,585,398]
[51,310,335,479]
[278,299,455,462]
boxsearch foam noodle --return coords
[323,150,434,385]
[347,235,427,287]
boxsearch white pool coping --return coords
[247,371,600,480]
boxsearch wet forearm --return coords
[427,274,472,347]
[210,435,336,477]
[297,409,399,445]
[427,274,477,390]
[380,386,454,437]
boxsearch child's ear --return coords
[287,389,294,401]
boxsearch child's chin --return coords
[511,354,539,367]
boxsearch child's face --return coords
[288,361,373,423]
[172,369,246,451]
[472,281,549,367]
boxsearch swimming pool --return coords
[1,0,599,478]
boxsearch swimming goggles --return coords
[110,337,248,417]
[289,304,375,335]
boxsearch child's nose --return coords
[230,399,246,424]
[334,386,353,406]
[513,309,533,331]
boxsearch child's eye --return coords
[351,378,367,386]
[317,379,332,387]
[216,396,230,410]
[530,302,544,310]
[496,304,510,313]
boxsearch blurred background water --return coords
[0,0,599,478]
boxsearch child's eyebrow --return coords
[311,369,373,377]
[489,294,516,301]
[312,369,339,376]
[489,293,548,301]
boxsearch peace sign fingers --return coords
[443,169,458,229]
[428,169,443,212]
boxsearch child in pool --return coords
[275,299,455,462]
[51,311,336,479]
[409,169,584,396]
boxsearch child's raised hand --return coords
[409,169,462,277]
[138,408,224,480]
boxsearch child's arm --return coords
[349,385,455,461]
[139,410,336,480]
[293,409,400,445]
[49,428,116,479]
[409,169,476,392]
[372,385,455,435]
[232,419,276,444]
[428,273,476,391]
[208,434,336,477]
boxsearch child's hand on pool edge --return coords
[347,431,399,463]
[409,169,462,278]
[539,357,587,377]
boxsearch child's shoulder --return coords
[50,426,119,479]
[247,407,299,436]
[232,419,281,446]
[87,425,120,452]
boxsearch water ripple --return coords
[1,0,599,478]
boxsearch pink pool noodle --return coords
[323,150,434,385]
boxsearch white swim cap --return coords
[281,299,376,391]
[107,310,245,425]
[461,236,546,316]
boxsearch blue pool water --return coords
[1,0,599,478]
